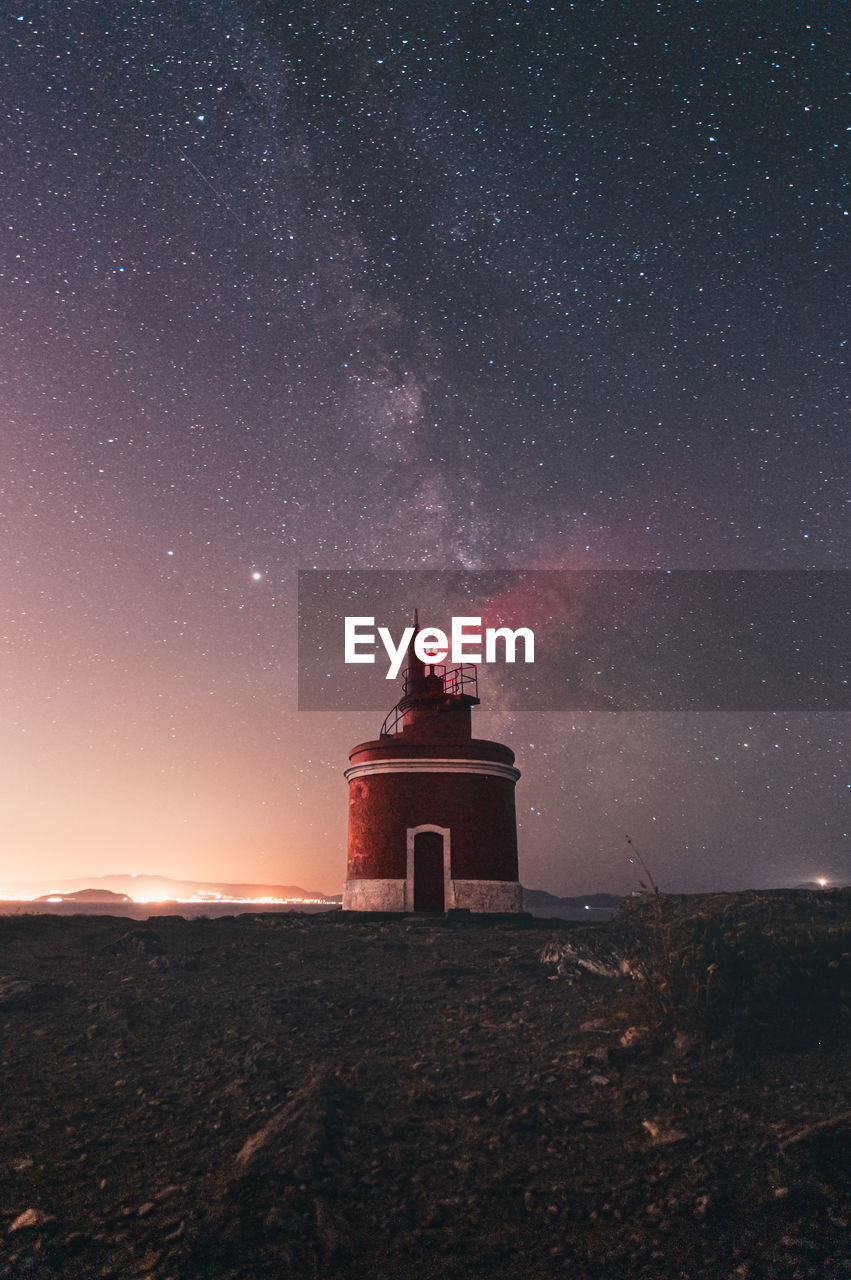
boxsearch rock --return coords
[672,1030,694,1057]
[642,1120,689,1145]
[777,1110,851,1197]
[183,1070,352,1272]
[619,1026,646,1048]
[0,977,35,1005]
[9,1207,50,1231]
[99,931,164,956]
[539,942,622,979]
[234,1075,339,1172]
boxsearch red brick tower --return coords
[343,613,522,912]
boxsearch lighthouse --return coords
[343,612,523,913]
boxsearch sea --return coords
[0,900,342,921]
[0,900,616,922]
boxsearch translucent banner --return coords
[297,570,849,712]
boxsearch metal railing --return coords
[440,664,478,698]
[380,665,479,737]
[379,702,406,738]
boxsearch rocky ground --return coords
[0,909,848,1280]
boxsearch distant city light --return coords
[0,890,337,907]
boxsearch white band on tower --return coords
[345,757,520,783]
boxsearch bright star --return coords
[251,571,263,581]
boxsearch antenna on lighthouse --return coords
[403,607,426,697]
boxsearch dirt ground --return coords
[0,910,848,1279]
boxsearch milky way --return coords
[1,1,847,894]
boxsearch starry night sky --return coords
[2,1,848,896]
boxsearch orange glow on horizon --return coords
[0,890,337,906]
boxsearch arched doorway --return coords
[412,830,446,911]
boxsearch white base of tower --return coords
[451,879,523,912]
[343,878,407,911]
[342,877,522,913]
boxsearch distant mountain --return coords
[793,880,849,891]
[34,888,133,903]
[5,875,626,914]
[522,888,623,919]
[3,874,336,903]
